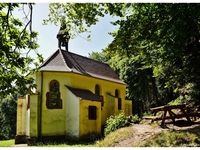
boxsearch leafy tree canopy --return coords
[106,3,200,105]
[46,3,200,111]
[0,95,17,140]
[44,3,127,38]
[0,3,43,97]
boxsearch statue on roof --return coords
[57,22,70,51]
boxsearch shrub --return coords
[168,98,182,105]
[0,95,17,140]
[104,113,140,136]
[104,113,129,136]
[128,115,141,123]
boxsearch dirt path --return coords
[113,119,200,147]
[113,123,165,147]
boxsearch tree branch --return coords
[4,3,11,35]
[14,3,33,53]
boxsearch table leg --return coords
[168,110,176,124]
[161,110,167,127]
[151,111,158,123]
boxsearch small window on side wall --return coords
[95,84,104,107]
[115,89,121,110]
[118,98,122,110]
[95,84,100,95]
[88,106,97,120]
[115,89,119,97]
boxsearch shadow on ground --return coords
[174,120,197,127]
[165,119,200,127]
[28,135,103,146]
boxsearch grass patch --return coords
[95,126,134,147]
[0,139,15,147]
[137,126,200,147]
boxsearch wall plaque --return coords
[46,80,62,109]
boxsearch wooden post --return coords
[168,110,176,124]
[161,110,167,127]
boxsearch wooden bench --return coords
[143,116,160,121]
[143,104,200,127]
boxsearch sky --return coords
[30,3,118,60]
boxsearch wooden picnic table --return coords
[150,104,192,126]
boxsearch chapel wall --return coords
[35,71,126,136]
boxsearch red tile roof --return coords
[40,49,125,84]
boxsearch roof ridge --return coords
[59,49,72,72]
[61,49,109,66]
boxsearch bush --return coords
[104,113,140,136]
[0,95,17,140]
[168,98,183,105]
[104,113,129,136]
[128,115,141,123]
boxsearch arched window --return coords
[115,89,119,97]
[95,84,100,95]
[95,84,104,107]
[46,80,62,109]
[50,80,59,91]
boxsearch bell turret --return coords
[57,24,70,51]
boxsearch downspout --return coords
[38,71,43,140]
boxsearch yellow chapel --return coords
[15,29,132,144]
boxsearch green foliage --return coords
[89,51,110,63]
[44,3,127,39]
[0,95,17,140]
[46,3,200,112]
[168,98,182,105]
[104,113,129,136]
[0,3,43,97]
[104,113,140,136]
[107,3,200,106]
[44,3,103,38]
[129,115,141,123]
[0,139,15,147]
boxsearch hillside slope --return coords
[96,119,200,147]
